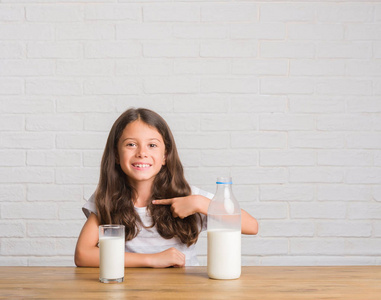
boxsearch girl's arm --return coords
[74,213,185,268]
[74,213,101,267]
[152,195,259,235]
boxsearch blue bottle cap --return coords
[216,176,232,184]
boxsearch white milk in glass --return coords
[99,225,125,283]
[207,229,241,280]
[99,237,125,280]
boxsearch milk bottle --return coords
[207,177,241,280]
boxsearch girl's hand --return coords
[152,195,210,219]
[149,247,185,268]
[153,195,258,235]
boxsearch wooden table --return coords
[0,266,380,299]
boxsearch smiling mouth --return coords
[132,163,152,168]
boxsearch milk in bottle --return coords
[207,177,241,280]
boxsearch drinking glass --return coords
[99,225,125,283]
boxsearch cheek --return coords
[118,150,130,165]
[118,153,131,175]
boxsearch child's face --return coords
[117,120,166,186]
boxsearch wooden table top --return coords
[0,266,380,299]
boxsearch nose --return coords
[136,146,148,158]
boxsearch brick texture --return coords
[0,1,380,267]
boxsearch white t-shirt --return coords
[82,186,214,266]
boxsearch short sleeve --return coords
[82,192,97,218]
[191,186,214,200]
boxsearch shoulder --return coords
[190,186,214,200]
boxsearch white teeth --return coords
[134,164,150,168]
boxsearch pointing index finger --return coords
[152,199,173,205]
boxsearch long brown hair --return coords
[95,108,201,246]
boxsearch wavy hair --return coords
[95,108,201,247]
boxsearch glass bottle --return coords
[207,177,241,280]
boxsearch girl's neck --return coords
[131,179,153,208]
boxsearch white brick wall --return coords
[0,0,380,267]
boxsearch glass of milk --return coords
[99,225,125,283]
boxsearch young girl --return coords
[75,108,258,268]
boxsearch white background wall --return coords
[0,0,380,266]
